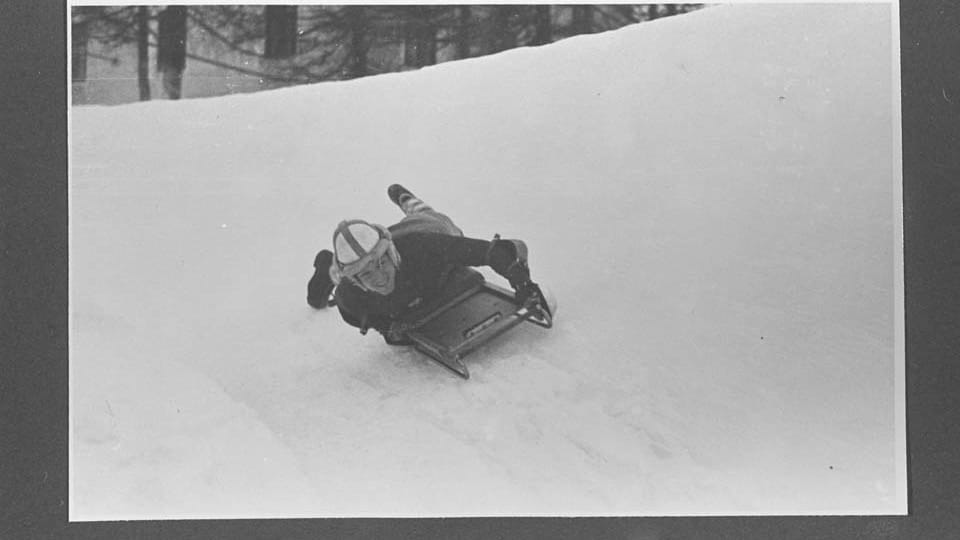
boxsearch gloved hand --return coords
[485,237,531,289]
[514,280,545,309]
[307,250,335,309]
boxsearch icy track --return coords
[70,3,904,519]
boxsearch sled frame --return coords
[402,269,553,379]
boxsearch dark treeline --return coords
[72,4,705,100]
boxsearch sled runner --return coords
[398,267,556,379]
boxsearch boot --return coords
[388,183,415,207]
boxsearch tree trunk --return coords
[264,5,298,59]
[157,6,188,99]
[71,20,89,82]
[403,8,437,68]
[614,5,642,24]
[344,7,368,79]
[489,6,517,53]
[571,5,593,35]
[137,6,150,101]
[455,7,471,59]
[531,6,553,46]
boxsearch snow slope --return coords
[70,3,903,519]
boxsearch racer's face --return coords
[355,253,397,295]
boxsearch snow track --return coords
[71,3,903,518]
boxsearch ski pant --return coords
[389,194,463,239]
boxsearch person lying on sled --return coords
[307,184,547,345]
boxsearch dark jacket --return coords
[334,232,526,341]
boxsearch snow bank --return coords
[71,3,902,518]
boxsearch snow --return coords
[69,3,904,519]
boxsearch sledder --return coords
[307,184,554,378]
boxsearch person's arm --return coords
[307,250,335,309]
[334,285,407,344]
[414,234,532,288]
[440,235,549,311]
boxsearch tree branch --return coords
[187,10,264,58]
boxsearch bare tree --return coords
[74,3,707,100]
[453,6,472,59]
[403,6,445,68]
[488,6,523,53]
[571,5,594,34]
[190,5,263,55]
[530,6,553,46]
[157,6,188,99]
[644,4,704,22]
[137,6,150,100]
[71,6,155,99]
[264,5,298,59]
[344,6,370,79]
[595,5,642,28]
[71,12,90,83]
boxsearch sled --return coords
[399,267,556,379]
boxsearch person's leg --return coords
[388,184,463,237]
[396,192,430,216]
[394,211,463,237]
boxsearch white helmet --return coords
[332,219,401,278]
